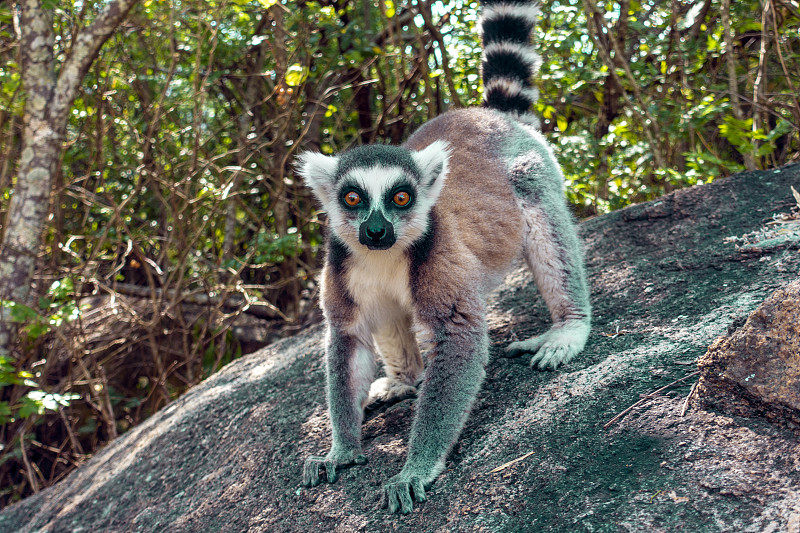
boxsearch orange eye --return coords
[344,191,361,207]
[393,191,411,207]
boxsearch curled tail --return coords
[478,0,542,125]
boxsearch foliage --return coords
[536,0,800,214]
[0,0,798,509]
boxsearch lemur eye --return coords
[393,191,411,207]
[344,191,361,207]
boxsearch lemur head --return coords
[297,141,449,252]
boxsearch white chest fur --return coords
[345,249,413,334]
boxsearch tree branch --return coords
[52,0,141,126]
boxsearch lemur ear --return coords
[295,151,339,204]
[412,140,450,195]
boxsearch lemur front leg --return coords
[506,199,591,370]
[303,327,375,486]
[382,299,488,514]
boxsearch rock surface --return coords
[698,278,800,428]
[1,164,800,532]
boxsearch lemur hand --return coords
[302,447,367,487]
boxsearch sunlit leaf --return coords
[284,64,309,87]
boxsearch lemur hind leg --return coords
[505,148,591,370]
[367,312,423,405]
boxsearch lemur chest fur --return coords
[344,249,413,330]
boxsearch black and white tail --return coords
[478,0,542,125]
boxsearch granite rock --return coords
[698,278,800,428]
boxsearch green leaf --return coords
[284,64,309,87]
[766,119,794,141]
[47,277,74,301]
[0,401,11,425]
[3,301,39,324]
[18,396,43,419]
[24,322,51,340]
[0,355,15,373]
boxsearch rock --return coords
[697,278,800,428]
[2,164,800,532]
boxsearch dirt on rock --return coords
[1,164,799,532]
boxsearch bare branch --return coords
[52,0,141,125]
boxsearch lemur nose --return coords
[366,226,385,240]
[360,209,395,249]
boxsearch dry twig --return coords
[489,451,536,474]
[680,380,700,417]
[604,371,700,429]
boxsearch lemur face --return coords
[336,167,415,250]
[297,141,449,252]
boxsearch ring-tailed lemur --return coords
[297,0,591,515]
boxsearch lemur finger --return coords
[527,344,552,367]
[535,345,570,371]
[527,353,548,370]
[302,456,323,487]
[535,349,558,370]
[529,345,561,370]
[397,483,415,514]
[324,460,338,483]
[410,477,427,503]
[385,482,415,514]
[505,337,546,358]
[385,485,401,514]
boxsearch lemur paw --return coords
[366,377,418,406]
[302,448,367,487]
[505,320,590,371]
[381,472,428,514]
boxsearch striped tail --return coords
[478,0,541,125]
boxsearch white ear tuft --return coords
[295,151,339,204]
[412,140,450,188]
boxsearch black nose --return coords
[359,210,395,250]
[366,226,385,240]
